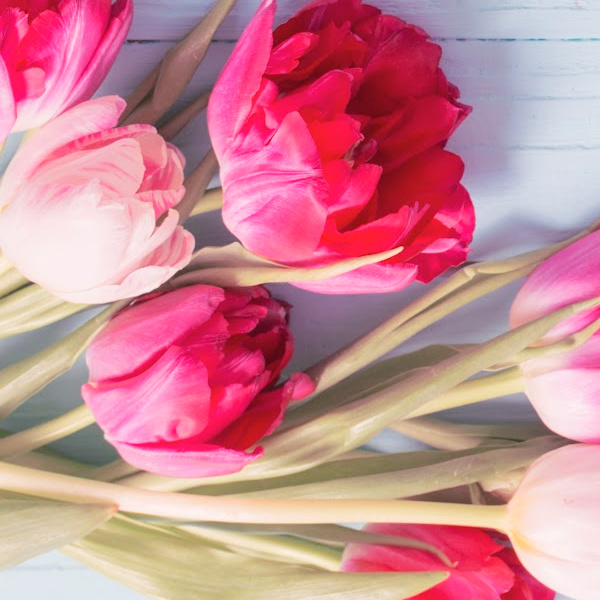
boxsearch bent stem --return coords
[0,405,95,458]
[406,368,525,418]
[190,187,223,216]
[0,462,509,530]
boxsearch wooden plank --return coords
[129,0,600,41]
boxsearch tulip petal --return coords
[111,438,263,478]
[208,0,277,159]
[86,284,225,382]
[0,96,125,203]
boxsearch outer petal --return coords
[83,346,212,444]
[207,0,276,159]
[221,111,329,262]
[110,438,263,478]
[510,229,600,343]
[86,284,225,382]
[0,55,15,144]
[62,0,133,109]
[59,223,194,304]
[495,548,555,600]
[0,96,125,205]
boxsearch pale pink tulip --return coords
[0,0,132,142]
[506,443,600,600]
[0,96,194,304]
[510,231,600,442]
[82,284,314,477]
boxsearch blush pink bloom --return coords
[506,443,600,600]
[341,523,553,600]
[0,96,194,303]
[510,231,600,442]
[0,0,132,143]
[81,284,314,478]
[208,0,474,294]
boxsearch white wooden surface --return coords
[3,0,599,597]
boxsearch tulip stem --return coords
[190,187,223,216]
[179,524,342,571]
[0,462,509,531]
[89,460,140,482]
[390,416,550,451]
[0,405,95,458]
[405,368,526,419]
[0,254,28,298]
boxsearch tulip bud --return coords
[510,231,600,442]
[0,96,194,304]
[81,284,313,477]
[506,443,600,600]
[0,0,132,142]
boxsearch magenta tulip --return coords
[0,96,194,303]
[81,284,313,478]
[341,523,553,600]
[207,0,474,294]
[0,0,132,142]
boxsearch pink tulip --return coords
[506,443,600,600]
[0,96,194,303]
[207,0,474,294]
[341,523,553,600]
[82,284,313,477]
[510,231,600,442]
[0,0,132,143]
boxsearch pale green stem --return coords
[0,405,95,458]
[390,416,550,451]
[0,257,28,298]
[406,368,526,418]
[0,462,509,531]
[178,524,342,571]
[190,187,223,216]
[89,460,140,482]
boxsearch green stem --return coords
[89,460,140,482]
[190,187,223,216]
[406,368,525,418]
[179,524,342,571]
[0,255,28,298]
[0,462,509,531]
[0,405,95,458]
[391,416,550,451]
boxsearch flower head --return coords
[0,96,194,303]
[0,0,132,142]
[81,284,314,477]
[208,0,474,294]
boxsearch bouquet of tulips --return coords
[1,1,599,599]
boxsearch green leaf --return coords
[170,242,404,287]
[65,517,446,600]
[0,498,115,569]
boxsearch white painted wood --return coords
[1,1,594,599]
[130,0,600,41]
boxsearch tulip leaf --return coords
[0,283,86,340]
[0,301,126,419]
[170,242,404,287]
[65,516,447,600]
[0,498,116,569]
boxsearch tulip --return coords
[510,230,600,442]
[81,284,314,477]
[341,523,553,600]
[207,0,474,294]
[0,0,132,143]
[506,443,600,600]
[0,96,194,304]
